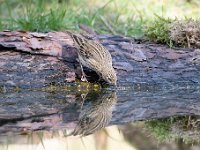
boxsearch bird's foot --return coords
[81,74,88,82]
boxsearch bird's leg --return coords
[80,93,87,109]
[79,60,88,82]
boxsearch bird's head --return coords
[101,67,117,86]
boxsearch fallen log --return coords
[0,31,200,89]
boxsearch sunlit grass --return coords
[14,8,67,32]
[0,0,200,37]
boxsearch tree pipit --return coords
[67,31,117,85]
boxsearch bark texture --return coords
[0,31,200,88]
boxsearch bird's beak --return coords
[110,82,117,86]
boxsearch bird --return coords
[67,31,117,85]
[70,91,117,136]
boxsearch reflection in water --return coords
[1,82,200,149]
[69,90,117,136]
[2,116,200,150]
[144,115,200,146]
[0,126,134,150]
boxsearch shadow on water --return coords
[0,83,200,149]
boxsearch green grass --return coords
[0,19,3,30]
[0,0,200,38]
[1,0,71,32]
[16,8,67,32]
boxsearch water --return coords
[0,83,200,150]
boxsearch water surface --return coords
[1,83,200,150]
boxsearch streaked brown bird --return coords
[70,91,117,136]
[67,32,117,85]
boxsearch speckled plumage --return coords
[71,91,117,136]
[68,32,117,85]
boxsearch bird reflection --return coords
[70,90,117,136]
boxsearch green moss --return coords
[144,16,173,46]
[145,118,172,143]
[144,17,200,48]
[40,82,101,93]
[144,116,200,144]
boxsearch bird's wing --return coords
[69,32,112,64]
